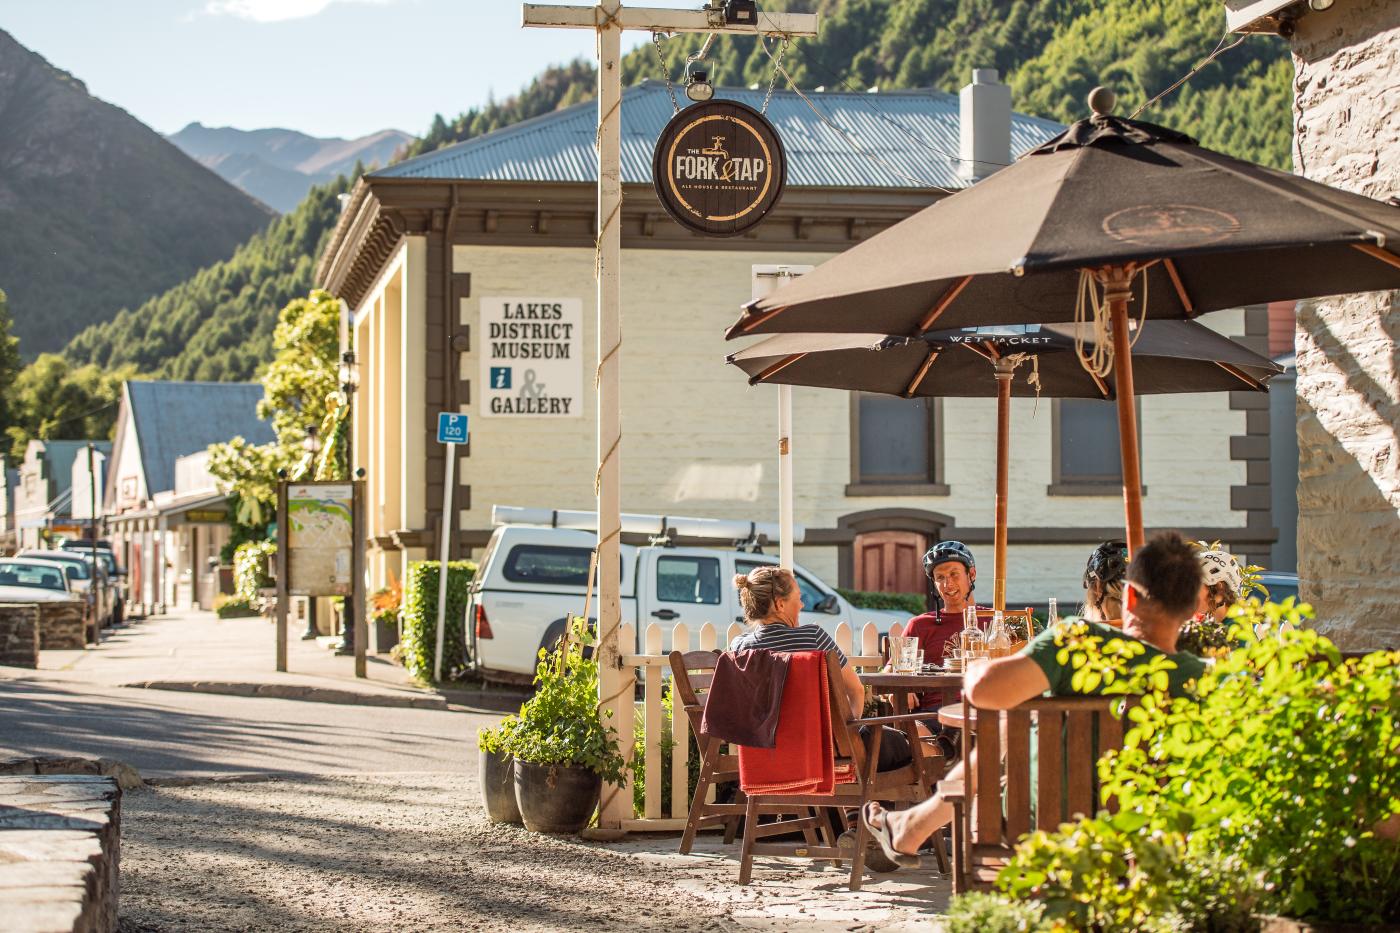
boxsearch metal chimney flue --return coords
[959,68,1011,182]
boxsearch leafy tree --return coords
[5,354,136,457]
[0,288,24,436]
[207,289,341,537]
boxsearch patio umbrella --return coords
[727,321,1284,609]
[725,92,1400,552]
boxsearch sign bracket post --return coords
[522,2,818,832]
[433,412,470,683]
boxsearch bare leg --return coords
[866,752,972,855]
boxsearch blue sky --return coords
[2,0,687,139]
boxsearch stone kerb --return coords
[0,604,41,668]
[0,775,121,933]
[38,605,87,651]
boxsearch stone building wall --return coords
[1291,0,1400,649]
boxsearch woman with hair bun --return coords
[728,565,912,773]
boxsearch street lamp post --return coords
[300,424,322,640]
[334,350,360,658]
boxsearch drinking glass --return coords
[898,639,920,674]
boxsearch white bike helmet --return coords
[1198,549,1243,596]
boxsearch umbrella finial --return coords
[1088,86,1117,117]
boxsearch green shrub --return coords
[836,588,925,616]
[995,600,1400,928]
[233,539,276,606]
[213,593,259,619]
[502,615,626,784]
[478,715,519,756]
[399,559,476,682]
[943,892,1049,933]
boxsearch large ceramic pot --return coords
[479,749,521,824]
[513,759,601,834]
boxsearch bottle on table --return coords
[959,605,985,659]
[1046,597,1059,635]
[986,610,1012,659]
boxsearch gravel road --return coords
[116,773,946,932]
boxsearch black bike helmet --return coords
[1082,540,1129,589]
[923,540,975,577]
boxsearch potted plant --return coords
[476,716,521,824]
[369,573,403,652]
[503,615,626,834]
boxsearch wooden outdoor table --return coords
[937,703,966,730]
[858,671,965,797]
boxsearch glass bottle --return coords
[986,610,1012,659]
[1047,597,1059,632]
[960,605,985,659]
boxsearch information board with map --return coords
[286,483,354,596]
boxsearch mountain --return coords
[0,29,274,355]
[169,124,413,212]
[60,0,1293,383]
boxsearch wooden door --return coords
[854,531,927,594]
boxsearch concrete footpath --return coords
[16,610,519,712]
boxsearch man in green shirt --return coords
[862,531,1206,867]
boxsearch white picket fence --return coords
[616,619,906,833]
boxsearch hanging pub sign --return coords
[652,98,786,238]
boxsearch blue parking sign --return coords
[489,367,512,390]
[437,412,469,445]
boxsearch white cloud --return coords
[204,0,397,23]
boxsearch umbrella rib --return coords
[1215,361,1265,391]
[961,342,997,363]
[754,353,806,383]
[1353,242,1400,272]
[915,275,974,333]
[902,350,940,397]
[741,304,790,333]
[1163,259,1196,317]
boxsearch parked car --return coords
[59,547,125,625]
[466,517,907,681]
[16,549,113,629]
[1256,570,1300,604]
[0,558,82,604]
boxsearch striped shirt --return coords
[729,623,848,668]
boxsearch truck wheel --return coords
[537,618,596,661]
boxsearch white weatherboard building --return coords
[317,76,1283,614]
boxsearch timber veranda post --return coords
[521,1,819,832]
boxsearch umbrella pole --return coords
[1105,266,1145,556]
[778,384,794,571]
[993,363,1013,611]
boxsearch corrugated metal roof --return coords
[375,81,1064,190]
[127,381,275,495]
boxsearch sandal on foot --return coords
[861,802,921,869]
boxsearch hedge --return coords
[836,588,926,616]
[213,593,260,619]
[400,559,476,683]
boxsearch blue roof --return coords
[126,381,275,494]
[374,81,1065,190]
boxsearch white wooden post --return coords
[522,2,819,832]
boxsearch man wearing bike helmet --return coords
[903,540,977,714]
[1082,540,1128,624]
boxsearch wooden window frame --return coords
[846,392,949,496]
[1048,398,1146,496]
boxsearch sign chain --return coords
[652,32,681,114]
[762,35,788,114]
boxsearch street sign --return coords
[437,412,469,445]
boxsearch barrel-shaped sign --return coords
[652,99,786,237]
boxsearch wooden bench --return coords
[943,695,1125,893]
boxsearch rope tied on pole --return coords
[1074,264,1148,379]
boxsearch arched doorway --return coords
[854,530,927,595]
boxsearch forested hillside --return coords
[0,30,273,355]
[62,178,349,381]
[57,0,1293,385]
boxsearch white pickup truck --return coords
[465,509,908,681]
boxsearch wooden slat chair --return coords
[941,695,1126,893]
[670,649,832,857]
[736,650,949,890]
